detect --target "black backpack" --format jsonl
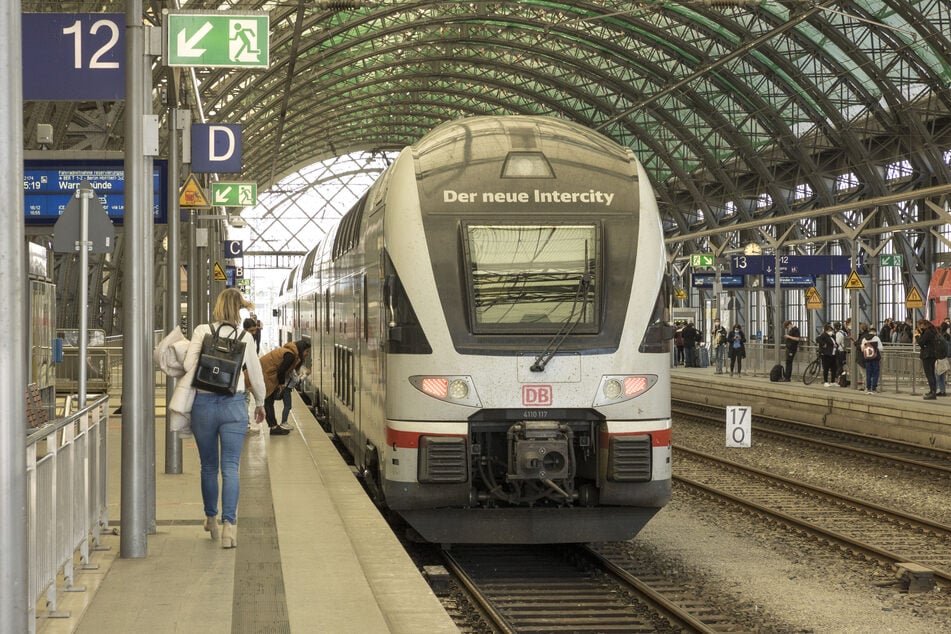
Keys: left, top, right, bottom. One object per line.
{"left": 192, "top": 323, "right": 247, "bottom": 396}
{"left": 936, "top": 335, "right": 949, "bottom": 360}
{"left": 769, "top": 364, "right": 784, "bottom": 382}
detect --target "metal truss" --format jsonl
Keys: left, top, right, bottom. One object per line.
{"left": 21, "top": 0, "right": 951, "bottom": 330}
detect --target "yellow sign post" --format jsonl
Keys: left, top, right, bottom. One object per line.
{"left": 805, "top": 286, "right": 823, "bottom": 310}
{"left": 843, "top": 270, "right": 865, "bottom": 290}
{"left": 179, "top": 173, "right": 211, "bottom": 208}
{"left": 905, "top": 287, "right": 923, "bottom": 309}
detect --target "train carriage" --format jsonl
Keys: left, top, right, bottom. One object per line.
{"left": 283, "top": 115, "right": 672, "bottom": 543}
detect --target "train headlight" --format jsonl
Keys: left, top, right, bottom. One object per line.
{"left": 448, "top": 379, "right": 469, "bottom": 400}
{"left": 501, "top": 151, "right": 555, "bottom": 178}
{"left": 409, "top": 375, "right": 482, "bottom": 407}
{"left": 603, "top": 379, "right": 623, "bottom": 400}
{"left": 592, "top": 375, "right": 658, "bottom": 406}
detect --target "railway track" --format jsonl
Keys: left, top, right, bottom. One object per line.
{"left": 672, "top": 401, "right": 951, "bottom": 478}
{"left": 441, "top": 544, "right": 751, "bottom": 633}
{"left": 674, "top": 445, "right": 951, "bottom": 584}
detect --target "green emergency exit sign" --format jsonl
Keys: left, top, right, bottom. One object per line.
{"left": 166, "top": 13, "right": 269, "bottom": 68}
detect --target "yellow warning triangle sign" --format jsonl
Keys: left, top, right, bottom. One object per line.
{"left": 179, "top": 173, "right": 210, "bottom": 208}
{"left": 805, "top": 286, "right": 823, "bottom": 309}
{"left": 213, "top": 261, "right": 227, "bottom": 281}
{"left": 843, "top": 270, "right": 865, "bottom": 290}
{"left": 905, "top": 287, "right": 923, "bottom": 308}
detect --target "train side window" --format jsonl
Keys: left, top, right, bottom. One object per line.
{"left": 383, "top": 251, "right": 432, "bottom": 354}
{"left": 363, "top": 273, "right": 369, "bottom": 342}
{"left": 638, "top": 274, "right": 674, "bottom": 353}
{"left": 324, "top": 289, "right": 330, "bottom": 334}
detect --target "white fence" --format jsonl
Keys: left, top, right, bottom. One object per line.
{"left": 27, "top": 395, "right": 109, "bottom": 631}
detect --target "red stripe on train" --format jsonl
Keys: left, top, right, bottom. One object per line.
{"left": 602, "top": 427, "right": 671, "bottom": 447}
{"left": 388, "top": 426, "right": 671, "bottom": 449}
{"left": 386, "top": 427, "right": 463, "bottom": 449}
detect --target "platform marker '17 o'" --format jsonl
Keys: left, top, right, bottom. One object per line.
{"left": 726, "top": 405, "right": 751, "bottom": 448}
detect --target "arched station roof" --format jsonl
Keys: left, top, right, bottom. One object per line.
{"left": 23, "top": 0, "right": 951, "bottom": 259}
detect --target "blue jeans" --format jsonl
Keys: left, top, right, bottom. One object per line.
{"left": 191, "top": 392, "right": 249, "bottom": 524}
{"left": 281, "top": 388, "right": 293, "bottom": 424}
{"left": 865, "top": 359, "right": 880, "bottom": 391}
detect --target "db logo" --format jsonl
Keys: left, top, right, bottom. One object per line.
{"left": 522, "top": 385, "right": 553, "bottom": 406}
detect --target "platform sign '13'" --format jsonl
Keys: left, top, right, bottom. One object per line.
{"left": 725, "top": 405, "right": 751, "bottom": 448}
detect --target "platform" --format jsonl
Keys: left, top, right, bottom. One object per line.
{"left": 35, "top": 392, "right": 457, "bottom": 634}
{"left": 672, "top": 366, "right": 951, "bottom": 451}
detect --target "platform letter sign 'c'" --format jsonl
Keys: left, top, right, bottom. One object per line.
{"left": 726, "top": 405, "right": 751, "bottom": 448}
{"left": 191, "top": 123, "right": 242, "bottom": 173}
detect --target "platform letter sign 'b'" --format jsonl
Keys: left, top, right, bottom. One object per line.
{"left": 191, "top": 123, "right": 242, "bottom": 173}
{"left": 726, "top": 405, "right": 751, "bottom": 448}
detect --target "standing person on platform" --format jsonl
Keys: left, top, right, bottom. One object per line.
{"left": 682, "top": 322, "right": 699, "bottom": 367}
{"left": 782, "top": 320, "right": 801, "bottom": 382}
{"left": 673, "top": 322, "right": 685, "bottom": 366}
{"left": 833, "top": 322, "right": 848, "bottom": 380}
{"left": 861, "top": 327, "right": 883, "bottom": 394}
{"left": 249, "top": 312, "right": 263, "bottom": 353}
{"left": 242, "top": 318, "right": 261, "bottom": 434}
{"left": 916, "top": 319, "right": 939, "bottom": 400}
{"left": 711, "top": 319, "right": 728, "bottom": 375}
{"left": 936, "top": 322, "right": 951, "bottom": 397}
{"left": 183, "top": 288, "right": 266, "bottom": 549}
{"left": 259, "top": 340, "right": 311, "bottom": 435}
{"left": 817, "top": 324, "right": 838, "bottom": 386}
{"left": 728, "top": 324, "right": 746, "bottom": 376}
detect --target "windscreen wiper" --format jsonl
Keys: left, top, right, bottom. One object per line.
{"left": 530, "top": 268, "right": 592, "bottom": 372}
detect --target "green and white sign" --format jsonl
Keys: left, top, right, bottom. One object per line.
{"left": 166, "top": 13, "right": 269, "bottom": 68}
{"left": 880, "top": 254, "right": 903, "bottom": 267}
{"left": 690, "top": 254, "right": 714, "bottom": 268}
{"left": 212, "top": 182, "right": 257, "bottom": 207}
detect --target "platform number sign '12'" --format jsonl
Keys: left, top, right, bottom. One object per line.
{"left": 726, "top": 405, "right": 752, "bottom": 448}
{"left": 22, "top": 14, "right": 126, "bottom": 101}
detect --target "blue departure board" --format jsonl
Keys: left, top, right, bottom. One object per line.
{"left": 24, "top": 160, "right": 167, "bottom": 224}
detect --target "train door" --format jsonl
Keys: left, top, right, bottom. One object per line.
{"left": 331, "top": 274, "right": 361, "bottom": 456}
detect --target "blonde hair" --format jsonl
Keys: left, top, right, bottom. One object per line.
{"left": 212, "top": 288, "right": 253, "bottom": 325}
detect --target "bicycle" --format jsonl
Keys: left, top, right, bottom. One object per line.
{"left": 802, "top": 347, "right": 822, "bottom": 385}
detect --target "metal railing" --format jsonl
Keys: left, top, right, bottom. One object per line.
{"left": 55, "top": 331, "right": 167, "bottom": 397}
{"left": 685, "top": 342, "right": 928, "bottom": 394}
{"left": 27, "top": 395, "right": 110, "bottom": 631}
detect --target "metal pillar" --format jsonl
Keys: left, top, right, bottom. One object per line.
{"left": 0, "top": 1, "right": 28, "bottom": 629}
{"left": 166, "top": 107, "right": 183, "bottom": 474}
{"left": 120, "top": 0, "right": 148, "bottom": 558}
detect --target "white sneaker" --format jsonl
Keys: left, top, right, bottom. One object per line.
{"left": 279, "top": 421, "right": 294, "bottom": 430}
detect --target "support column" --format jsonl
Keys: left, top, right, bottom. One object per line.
{"left": 120, "top": 0, "right": 148, "bottom": 558}
{"left": 0, "top": 0, "right": 28, "bottom": 629}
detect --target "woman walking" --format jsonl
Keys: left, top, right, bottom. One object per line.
{"left": 184, "top": 289, "right": 266, "bottom": 547}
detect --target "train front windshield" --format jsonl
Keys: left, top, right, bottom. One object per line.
{"left": 463, "top": 223, "right": 600, "bottom": 335}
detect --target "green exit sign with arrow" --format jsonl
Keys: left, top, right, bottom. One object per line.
{"left": 880, "top": 254, "right": 903, "bottom": 267}
{"left": 211, "top": 182, "right": 257, "bottom": 207}
{"left": 165, "top": 12, "right": 269, "bottom": 68}
{"left": 690, "top": 254, "right": 714, "bottom": 267}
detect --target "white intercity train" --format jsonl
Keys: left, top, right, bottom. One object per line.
{"left": 275, "top": 115, "right": 672, "bottom": 543}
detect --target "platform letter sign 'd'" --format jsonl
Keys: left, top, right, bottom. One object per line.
{"left": 191, "top": 124, "right": 242, "bottom": 173}
{"left": 726, "top": 405, "right": 751, "bottom": 448}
